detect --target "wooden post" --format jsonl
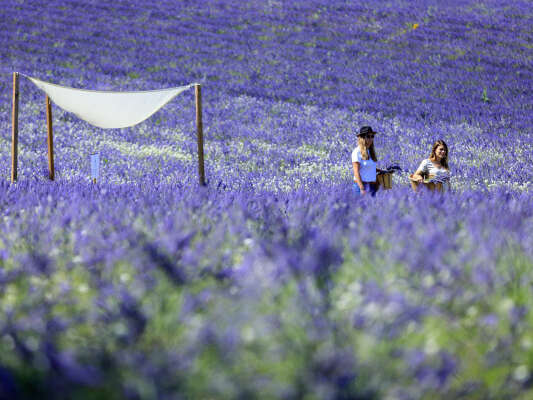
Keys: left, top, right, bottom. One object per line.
{"left": 11, "top": 72, "right": 19, "bottom": 183}
{"left": 46, "top": 95, "right": 54, "bottom": 180}
{"left": 195, "top": 84, "right": 206, "bottom": 186}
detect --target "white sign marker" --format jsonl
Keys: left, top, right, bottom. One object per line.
{"left": 90, "top": 153, "right": 100, "bottom": 181}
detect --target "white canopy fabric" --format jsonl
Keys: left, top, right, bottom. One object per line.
{"left": 25, "top": 75, "right": 195, "bottom": 129}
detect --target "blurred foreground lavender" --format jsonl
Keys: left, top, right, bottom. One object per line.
{"left": 1, "top": 182, "right": 532, "bottom": 399}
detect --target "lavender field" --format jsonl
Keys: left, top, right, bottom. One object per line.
{"left": 1, "top": 1, "right": 532, "bottom": 399}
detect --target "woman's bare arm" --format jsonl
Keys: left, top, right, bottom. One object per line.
{"left": 411, "top": 162, "right": 426, "bottom": 181}
{"left": 353, "top": 162, "right": 366, "bottom": 193}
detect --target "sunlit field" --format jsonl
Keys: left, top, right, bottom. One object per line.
{"left": 1, "top": 1, "right": 532, "bottom": 399}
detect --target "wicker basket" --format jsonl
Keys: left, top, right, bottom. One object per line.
{"left": 377, "top": 172, "right": 393, "bottom": 189}
{"left": 409, "top": 174, "right": 443, "bottom": 192}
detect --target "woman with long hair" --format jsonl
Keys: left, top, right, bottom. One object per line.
{"left": 352, "top": 126, "right": 378, "bottom": 196}
{"left": 411, "top": 140, "right": 451, "bottom": 191}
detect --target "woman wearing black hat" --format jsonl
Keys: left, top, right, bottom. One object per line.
{"left": 352, "top": 126, "right": 378, "bottom": 196}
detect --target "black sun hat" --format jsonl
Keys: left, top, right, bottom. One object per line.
{"left": 357, "top": 126, "right": 377, "bottom": 136}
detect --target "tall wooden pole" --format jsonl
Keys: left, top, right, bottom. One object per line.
{"left": 11, "top": 72, "right": 19, "bottom": 183}
{"left": 195, "top": 84, "right": 206, "bottom": 186}
{"left": 46, "top": 95, "right": 54, "bottom": 180}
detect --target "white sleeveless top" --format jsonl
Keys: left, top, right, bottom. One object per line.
{"left": 352, "top": 147, "right": 377, "bottom": 182}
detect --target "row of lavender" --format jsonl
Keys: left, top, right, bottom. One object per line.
{"left": 1, "top": 0, "right": 532, "bottom": 130}
{"left": 1, "top": 91, "right": 531, "bottom": 192}
{"left": 0, "top": 0, "right": 532, "bottom": 399}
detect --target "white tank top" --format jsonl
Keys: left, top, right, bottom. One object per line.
{"left": 352, "top": 147, "right": 377, "bottom": 182}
